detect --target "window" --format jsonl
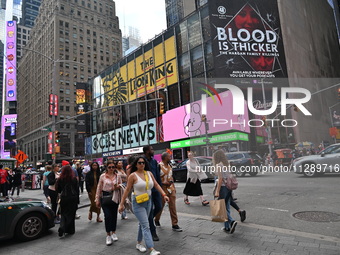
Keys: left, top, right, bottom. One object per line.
{"left": 188, "top": 13, "right": 202, "bottom": 49}
{"left": 168, "top": 85, "right": 180, "bottom": 109}
{"left": 180, "top": 80, "right": 191, "bottom": 105}
{"left": 60, "top": 106, "right": 64, "bottom": 111}
{"left": 176, "top": 22, "right": 189, "bottom": 55}
{"left": 66, "top": 97, "right": 70, "bottom": 103}
{"left": 66, "top": 106, "right": 70, "bottom": 111}
{"left": 179, "top": 53, "right": 190, "bottom": 80}
{"left": 66, "top": 89, "right": 70, "bottom": 95}
{"left": 191, "top": 46, "right": 204, "bottom": 76}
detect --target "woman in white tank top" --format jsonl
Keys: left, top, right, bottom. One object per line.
{"left": 119, "top": 157, "right": 169, "bottom": 255}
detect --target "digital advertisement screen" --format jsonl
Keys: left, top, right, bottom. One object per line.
{"left": 209, "top": 0, "right": 288, "bottom": 79}
{"left": 6, "top": 20, "right": 17, "bottom": 101}
{"left": 1, "top": 114, "right": 17, "bottom": 158}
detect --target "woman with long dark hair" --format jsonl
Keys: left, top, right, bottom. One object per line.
{"left": 95, "top": 161, "right": 122, "bottom": 245}
{"left": 56, "top": 166, "right": 79, "bottom": 237}
{"left": 85, "top": 162, "right": 102, "bottom": 222}
{"left": 119, "top": 157, "right": 169, "bottom": 255}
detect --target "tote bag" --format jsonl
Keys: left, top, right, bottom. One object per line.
{"left": 210, "top": 199, "right": 228, "bottom": 222}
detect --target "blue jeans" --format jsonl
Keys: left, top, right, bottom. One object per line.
{"left": 219, "top": 186, "right": 234, "bottom": 229}
{"left": 132, "top": 195, "right": 154, "bottom": 249}
{"left": 149, "top": 190, "right": 162, "bottom": 234}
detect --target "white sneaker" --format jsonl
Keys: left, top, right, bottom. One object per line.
{"left": 111, "top": 233, "right": 118, "bottom": 241}
{"left": 136, "top": 243, "right": 147, "bottom": 253}
{"left": 106, "top": 235, "right": 113, "bottom": 246}
{"left": 150, "top": 249, "right": 161, "bottom": 255}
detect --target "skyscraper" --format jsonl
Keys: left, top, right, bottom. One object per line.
{"left": 17, "top": 0, "right": 122, "bottom": 163}
{"left": 21, "top": 0, "right": 41, "bottom": 28}
{"left": 165, "top": 0, "right": 196, "bottom": 27}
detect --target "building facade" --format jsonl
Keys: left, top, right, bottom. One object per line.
{"left": 165, "top": 0, "right": 196, "bottom": 28}
{"left": 86, "top": 0, "right": 340, "bottom": 162}
{"left": 17, "top": 0, "right": 122, "bottom": 164}
{"left": 21, "top": 0, "right": 41, "bottom": 28}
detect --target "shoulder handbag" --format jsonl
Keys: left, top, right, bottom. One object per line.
{"left": 101, "top": 175, "right": 115, "bottom": 206}
{"left": 135, "top": 171, "right": 150, "bottom": 204}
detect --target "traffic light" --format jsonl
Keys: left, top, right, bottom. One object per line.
{"left": 261, "top": 116, "right": 267, "bottom": 127}
{"left": 159, "top": 101, "right": 165, "bottom": 115}
{"left": 338, "top": 88, "right": 340, "bottom": 100}
{"left": 55, "top": 131, "right": 60, "bottom": 143}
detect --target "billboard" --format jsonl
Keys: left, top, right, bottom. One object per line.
{"left": 76, "top": 83, "right": 91, "bottom": 133}
{"left": 6, "top": 20, "right": 17, "bottom": 101}
{"left": 209, "top": 0, "right": 287, "bottom": 79}
{"left": 91, "top": 118, "right": 157, "bottom": 154}
{"left": 163, "top": 91, "right": 250, "bottom": 142}
{"left": 94, "top": 36, "right": 178, "bottom": 108}
{"left": 1, "top": 114, "right": 17, "bottom": 158}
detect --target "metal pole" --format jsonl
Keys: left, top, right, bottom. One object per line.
{"left": 261, "top": 79, "right": 273, "bottom": 162}
{"left": 52, "top": 60, "right": 57, "bottom": 164}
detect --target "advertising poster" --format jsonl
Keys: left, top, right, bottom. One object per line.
{"left": 6, "top": 20, "right": 17, "bottom": 101}
{"left": 163, "top": 91, "right": 250, "bottom": 142}
{"left": 96, "top": 36, "right": 178, "bottom": 107}
{"left": 209, "top": 0, "right": 287, "bottom": 79}
{"left": 76, "top": 83, "right": 90, "bottom": 133}
{"left": 1, "top": 114, "right": 17, "bottom": 158}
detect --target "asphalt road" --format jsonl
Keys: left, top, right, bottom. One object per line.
{"left": 174, "top": 171, "right": 340, "bottom": 238}
{"left": 0, "top": 171, "right": 339, "bottom": 255}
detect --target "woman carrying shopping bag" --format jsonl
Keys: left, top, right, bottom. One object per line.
{"left": 213, "top": 150, "right": 238, "bottom": 234}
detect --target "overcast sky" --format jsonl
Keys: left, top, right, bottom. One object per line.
{"left": 113, "top": 0, "right": 167, "bottom": 43}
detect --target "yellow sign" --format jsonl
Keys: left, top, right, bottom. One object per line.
{"left": 100, "top": 36, "right": 178, "bottom": 106}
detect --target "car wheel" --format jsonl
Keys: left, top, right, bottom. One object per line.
{"left": 235, "top": 169, "right": 246, "bottom": 177}
{"left": 249, "top": 171, "right": 258, "bottom": 177}
{"left": 15, "top": 213, "right": 46, "bottom": 241}
{"left": 303, "top": 163, "right": 317, "bottom": 177}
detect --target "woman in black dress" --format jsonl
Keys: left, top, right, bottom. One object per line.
{"left": 183, "top": 151, "right": 209, "bottom": 206}
{"left": 56, "top": 166, "right": 79, "bottom": 237}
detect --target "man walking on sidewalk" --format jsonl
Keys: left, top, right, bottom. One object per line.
{"left": 155, "top": 152, "right": 182, "bottom": 232}
{"left": 143, "top": 145, "right": 162, "bottom": 241}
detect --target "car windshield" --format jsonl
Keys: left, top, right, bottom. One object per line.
{"left": 320, "top": 145, "right": 340, "bottom": 154}
{"left": 246, "top": 153, "right": 263, "bottom": 160}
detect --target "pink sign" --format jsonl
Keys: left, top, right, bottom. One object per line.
{"left": 163, "top": 91, "right": 250, "bottom": 142}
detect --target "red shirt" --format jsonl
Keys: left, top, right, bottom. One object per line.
{"left": 0, "top": 169, "right": 8, "bottom": 184}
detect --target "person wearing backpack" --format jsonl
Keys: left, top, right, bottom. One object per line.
{"left": 56, "top": 166, "right": 79, "bottom": 237}
{"left": 213, "top": 150, "right": 238, "bottom": 234}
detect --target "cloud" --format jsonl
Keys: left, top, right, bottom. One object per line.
{"left": 114, "top": 0, "right": 167, "bottom": 42}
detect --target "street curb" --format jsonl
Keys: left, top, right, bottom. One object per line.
{"left": 78, "top": 203, "right": 90, "bottom": 209}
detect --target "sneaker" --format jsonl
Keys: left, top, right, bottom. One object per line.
{"left": 111, "top": 233, "right": 118, "bottom": 241}
{"left": 172, "top": 225, "right": 183, "bottom": 232}
{"left": 152, "top": 232, "right": 159, "bottom": 241}
{"left": 221, "top": 227, "right": 230, "bottom": 233}
{"left": 136, "top": 243, "right": 147, "bottom": 253}
{"left": 54, "top": 219, "right": 60, "bottom": 224}
{"left": 155, "top": 220, "right": 161, "bottom": 227}
{"left": 106, "top": 235, "right": 113, "bottom": 246}
{"left": 150, "top": 249, "right": 161, "bottom": 255}
{"left": 230, "top": 221, "right": 237, "bottom": 234}
{"left": 75, "top": 214, "right": 81, "bottom": 219}
{"left": 239, "top": 210, "right": 246, "bottom": 222}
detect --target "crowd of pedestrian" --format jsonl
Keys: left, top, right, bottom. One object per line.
{"left": 0, "top": 146, "right": 247, "bottom": 255}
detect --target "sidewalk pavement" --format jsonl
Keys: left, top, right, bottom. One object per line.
{"left": 12, "top": 188, "right": 340, "bottom": 255}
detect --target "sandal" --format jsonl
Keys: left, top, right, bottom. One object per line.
{"left": 184, "top": 199, "right": 190, "bottom": 205}
{"left": 88, "top": 212, "right": 92, "bottom": 221}
{"left": 202, "top": 200, "right": 209, "bottom": 206}
{"left": 97, "top": 217, "right": 103, "bottom": 222}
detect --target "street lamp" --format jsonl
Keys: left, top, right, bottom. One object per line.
{"left": 22, "top": 47, "right": 85, "bottom": 164}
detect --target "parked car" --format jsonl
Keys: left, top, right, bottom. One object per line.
{"left": 172, "top": 157, "right": 214, "bottom": 182}
{"left": 293, "top": 143, "right": 340, "bottom": 177}
{"left": 0, "top": 198, "right": 55, "bottom": 241}
{"left": 226, "top": 151, "right": 263, "bottom": 177}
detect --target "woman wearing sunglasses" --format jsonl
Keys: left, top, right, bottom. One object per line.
{"left": 95, "top": 161, "right": 122, "bottom": 245}
{"left": 119, "top": 157, "right": 169, "bottom": 255}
